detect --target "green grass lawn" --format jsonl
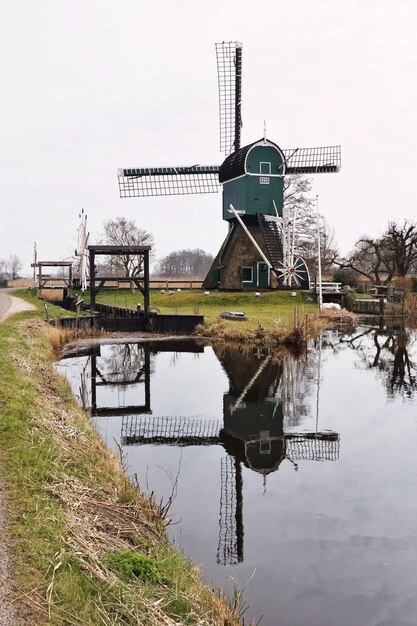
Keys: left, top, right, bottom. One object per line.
{"left": 84, "top": 288, "right": 318, "bottom": 331}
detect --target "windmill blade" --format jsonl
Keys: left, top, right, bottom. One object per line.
{"left": 216, "top": 41, "right": 243, "bottom": 155}
{"left": 120, "top": 415, "right": 221, "bottom": 445}
{"left": 217, "top": 455, "right": 241, "bottom": 565}
{"left": 118, "top": 165, "right": 221, "bottom": 198}
{"left": 284, "top": 145, "right": 341, "bottom": 174}
{"left": 285, "top": 431, "right": 340, "bottom": 461}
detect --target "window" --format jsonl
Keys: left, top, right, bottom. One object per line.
{"left": 260, "top": 177, "right": 270, "bottom": 184}
{"left": 241, "top": 267, "right": 253, "bottom": 282}
{"left": 260, "top": 161, "right": 271, "bottom": 174}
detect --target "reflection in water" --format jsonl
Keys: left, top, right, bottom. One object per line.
{"left": 214, "top": 344, "right": 339, "bottom": 565}
{"left": 328, "top": 322, "right": 417, "bottom": 399}
{"left": 56, "top": 327, "right": 417, "bottom": 626}
{"left": 63, "top": 339, "right": 340, "bottom": 567}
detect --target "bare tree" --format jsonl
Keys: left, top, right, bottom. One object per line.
{"left": 6, "top": 254, "right": 23, "bottom": 280}
{"left": 383, "top": 220, "right": 417, "bottom": 277}
{"left": 284, "top": 175, "right": 338, "bottom": 275}
{"left": 335, "top": 237, "right": 393, "bottom": 285}
{"left": 335, "top": 219, "right": 417, "bottom": 285}
{"left": 102, "top": 217, "right": 155, "bottom": 277}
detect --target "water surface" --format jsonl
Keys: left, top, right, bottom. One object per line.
{"left": 56, "top": 325, "right": 417, "bottom": 626}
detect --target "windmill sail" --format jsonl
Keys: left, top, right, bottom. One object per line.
{"left": 284, "top": 145, "right": 341, "bottom": 174}
{"left": 76, "top": 209, "right": 89, "bottom": 292}
{"left": 118, "top": 165, "right": 221, "bottom": 198}
{"left": 216, "top": 41, "right": 243, "bottom": 155}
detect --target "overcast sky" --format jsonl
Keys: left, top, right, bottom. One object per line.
{"left": 1, "top": 0, "right": 416, "bottom": 275}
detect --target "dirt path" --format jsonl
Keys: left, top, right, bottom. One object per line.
{"left": 0, "top": 291, "right": 36, "bottom": 321}
{"left": 0, "top": 291, "right": 36, "bottom": 625}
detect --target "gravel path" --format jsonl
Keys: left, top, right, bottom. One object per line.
{"left": 0, "top": 290, "right": 36, "bottom": 625}
{"left": 0, "top": 291, "right": 36, "bottom": 321}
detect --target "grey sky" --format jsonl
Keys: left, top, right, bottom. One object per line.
{"left": 1, "top": 0, "right": 416, "bottom": 274}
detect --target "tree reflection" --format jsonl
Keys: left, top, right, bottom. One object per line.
{"left": 98, "top": 343, "right": 152, "bottom": 385}
{"left": 340, "top": 325, "right": 416, "bottom": 399}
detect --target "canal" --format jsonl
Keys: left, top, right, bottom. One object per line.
{"left": 56, "top": 323, "right": 417, "bottom": 626}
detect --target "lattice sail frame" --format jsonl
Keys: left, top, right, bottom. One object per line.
{"left": 121, "top": 415, "right": 221, "bottom": 446}
{"left": 284, "top": 145, "right": 341, "bottom": 174}
{"left": 215, "top": 41, "right": 243, "bottom": 155}
{"left": 118, "top": 166, "right": 221, "bottom": 198}
{"left": 217, "top": 455, "right": 239, "bottom": 565}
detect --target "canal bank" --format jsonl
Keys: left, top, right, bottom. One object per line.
{"left": 0, "top": 312, "right": 241, "bottom": 625}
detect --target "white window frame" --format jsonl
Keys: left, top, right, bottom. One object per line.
{"left": 259, "top": 176, "right": 270, "bottom": 185}
{"left": 241, "top": 266, "right": 253, "bottom": 283}
{"left": 260, "top": 161, "right": 271, "bottom": 174}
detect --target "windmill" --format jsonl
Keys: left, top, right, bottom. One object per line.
{"left": 118, "top": 42, "right": 340, "bottom": 289}
{"left": 118, "top": 41, "right": 341, "bottom": 290}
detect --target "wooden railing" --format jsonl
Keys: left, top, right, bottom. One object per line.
{"left": 310, "top": 282, "right": 342, "bottom": 292}
{"left": 149, "top": 279, "right": 203, "bottom": 289}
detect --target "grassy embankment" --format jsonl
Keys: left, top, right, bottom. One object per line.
{"left": 84, "top": 287, "right": 355, "bottom": 344}
{"left": 0, "top": 298, "right": 241, "bottom": 625}
{"left": 91, "top": 287, "right": 315, "bottom": 329}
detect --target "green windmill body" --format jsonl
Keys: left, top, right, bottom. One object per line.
{"left": 118, "top": 42, "right": 341, "bottom": 290}
{"left": 202, "top": 138, "right": 287, "bottom": 290}
{"left": 220, "top": 139, "right": 285, "bottom": 221}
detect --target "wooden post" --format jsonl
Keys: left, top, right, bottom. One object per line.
{"left": 38, "top": 263, "right": 42, "bottom": 295}
{"left": 144, "top": 344, "right": 151, "bottom": 412}
{"left": 91, "top": 354, "right": 97, "bottom": 414}
{"left": 89, "top": 249, "right": 96, "bottom": 313}
{"left": 68, "top": 263, "right": 73, "bottom": 296}
{"left": 143, "top": 250, "right": 150, "bottom": 322}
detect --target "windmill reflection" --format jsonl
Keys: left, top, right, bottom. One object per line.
{"left": 72, "top": 340, "right": 340, "bottom": 567}
{"left": 215, "top": 344, "right": 339, "bottom": 565}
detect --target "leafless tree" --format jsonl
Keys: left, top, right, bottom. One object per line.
{"left": 335, "top": 220, "right": 417, "bottom": 285}
{"left": 102, "top": 217, "right": 155, "bottom": 277}
{"left": 383, "top": 220, "right": 417, "bottom": 277}
{"left": 284, "top": 175, "right": 338, "bottom": 275}
{"left": 335, "top": 237, "right": 394, "bottom": 285}
{"left": 6, "top": 254, "right": 23, "bottom": 280}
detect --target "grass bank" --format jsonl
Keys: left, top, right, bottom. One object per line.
{"left": 84, "top": 287, "right": 317, "bottom": 332}
{"left": 0, "top": 307, "right": 240, "bottom": 625}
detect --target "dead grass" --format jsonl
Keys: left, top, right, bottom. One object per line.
{"left": 196, "top": 307, "right": 357, "bottom": 348}
{"left": 44, "top": 324, "right": 105, "bottom": 355}
{"left": 317, "top": 308, "right": 358, "bottom": 326}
